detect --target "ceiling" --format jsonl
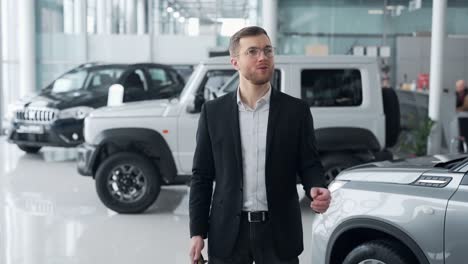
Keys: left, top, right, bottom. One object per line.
{"left": 163, "top": 0, "right": 468, "bottom": 23}
{"left": 165, "top": 0, "right": 251, "bottom": 22}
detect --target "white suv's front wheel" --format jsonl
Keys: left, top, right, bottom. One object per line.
{"left": 95, "top": 152, "right": 161, "bottom": 214}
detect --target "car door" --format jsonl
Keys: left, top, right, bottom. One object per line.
{"left": 176, "top": 67, "right": 236, "bottom": 174}
{"left": 445, "top": 171, "right": 468, "bottom": 263}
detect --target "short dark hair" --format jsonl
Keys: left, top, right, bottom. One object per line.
{"left": 229, "top": 26, "right": 269, "bottom": 57}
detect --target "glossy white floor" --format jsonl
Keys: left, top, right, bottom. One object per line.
{"left": 0, "top": 136, "right": 316, "bottom": 264}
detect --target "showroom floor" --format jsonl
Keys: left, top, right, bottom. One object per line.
{"left": 0, "top": 136, "right": 315, "bottom": 264}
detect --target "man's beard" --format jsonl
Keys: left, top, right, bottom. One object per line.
{"left": 244, "top": 67, "right": 273, "bottom": 85}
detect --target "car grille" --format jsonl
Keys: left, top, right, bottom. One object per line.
{"left": 15, "top": 108, "right": 58, "bottom": 123}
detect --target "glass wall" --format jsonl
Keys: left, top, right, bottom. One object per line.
{"left": 277, "top": 0, "right": 468, "bottom": 89}
{"left": 1, "top": 0, "right": 20, "bottom": 132}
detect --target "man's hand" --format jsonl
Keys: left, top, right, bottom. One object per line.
{"left": 310, "top": 187, "right": 331, "bottom": 213}
{"left": 189, "top": 236, "right": 204, "bottom": 263}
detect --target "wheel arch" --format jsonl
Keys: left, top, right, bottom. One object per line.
{"left": 91, "top": 128, "right": 177, "bottom": 184}
{"left": 326, "top": 218, "right": 429, "bottom": 264}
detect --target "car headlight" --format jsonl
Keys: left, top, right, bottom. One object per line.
{"left": 58, "top": 107, "right": 94, "bottom": 120}
{"left": 328, "top": 180, "right": 348, "bottom": 193}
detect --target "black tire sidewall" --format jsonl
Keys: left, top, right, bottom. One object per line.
{"left": 95, "top": 152, "right": 161, "bottom": 214}
{"left": 17, "top": 145, "right": 41, "bottom": 154}
{"left": 343, "top": 240, "right": 410, "bottom": 264}
{"left": 382, "top": 88, "right": 401, "bottom": 148}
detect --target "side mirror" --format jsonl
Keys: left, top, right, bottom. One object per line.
{"left": 107, "top": 84, "right": 124, "bottom": 106}
{"left": 186, "top": 94, "right": 205, "bottom": 114}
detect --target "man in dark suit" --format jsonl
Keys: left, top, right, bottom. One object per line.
{"left": 189, "top": 26, "right": 331, "bottom": 264}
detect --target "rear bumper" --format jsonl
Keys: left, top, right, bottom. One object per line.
{"left": 77, "top": 143, "right": 98, "bottom": 177}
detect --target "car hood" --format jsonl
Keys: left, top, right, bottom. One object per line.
{"left": 24, "top": 90, "right": 108, "bottom": 110}
{"left": 88, "top": 99, "right": 172, "bottom": 118}
{"left": 337, "top": 154, "right": 468, "bottom": 184}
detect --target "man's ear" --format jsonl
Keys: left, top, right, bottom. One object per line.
{"left": 231, "top": 57, "right": 239, "bottom": 70}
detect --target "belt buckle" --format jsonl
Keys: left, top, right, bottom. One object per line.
{"left": 247, "top": 211, "right": 265, "bottom": 223}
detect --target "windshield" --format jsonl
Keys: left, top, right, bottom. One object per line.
{"left": 180, "top": 64, "right": 200, "bottom": 102}
{"left": 218, "top": 72, "right": 240, "bottom": 96}
{"left": 51, "top": 70, "right": 87, "bottom": 93}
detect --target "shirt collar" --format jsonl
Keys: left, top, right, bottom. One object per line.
{"left": 236, "top": 84, "right": 272, "bottom": 109}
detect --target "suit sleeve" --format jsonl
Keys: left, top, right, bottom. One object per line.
{"left": 189, "top": 104, "right": 215, "bottom": 238}
{"left": 297, "top": 102, "right": 327, "bottom": 200}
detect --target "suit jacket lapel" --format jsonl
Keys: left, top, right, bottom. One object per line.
{"left": 230, "top": 92, "right": 243, "bottom": 181}
{"left": 266, "top": 89, "right": 280, "bottom": 164}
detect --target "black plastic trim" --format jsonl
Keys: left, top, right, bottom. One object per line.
{"left": 76, "top": 143, "right": 98, "bottom": 176}
{"left": 315, "top": 127, "right": 381, "bottom": 152}
{"left": 93, "top": 128, "right": 178, "bottom": 183}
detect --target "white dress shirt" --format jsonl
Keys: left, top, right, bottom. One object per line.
{"left": 237, "top": 86, "right": 271, "bottom": 212}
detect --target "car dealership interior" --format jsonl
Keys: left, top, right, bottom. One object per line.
{"left": 1, "top": 0, "right": 468, "bottom": 263}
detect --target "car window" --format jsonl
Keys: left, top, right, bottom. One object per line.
{"left": 51, "top": 70, "right": 87, "bottom": 93}
{"left": 122, "top": 69, "right": 147, "bottom": 91}
{"left": 199, "top": 70, "right": 236, "bottom": 100}
{"left": 170, "top": 64, "right": 194, "bottom": 82}
{"left": 301, "top": 69, "right": 363, "bottom": 107}
{"left": 220, "top": 70, "right": 281, "bottom": 95}
{"left": 85, "top": 68, "right": 124, "bottom": 90}
{"left": 147, "top": 68, "right": 175, "bottom": 88}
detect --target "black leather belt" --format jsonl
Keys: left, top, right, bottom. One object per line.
{"left": 242, "top": 211, "right": 269, "bottom": 223}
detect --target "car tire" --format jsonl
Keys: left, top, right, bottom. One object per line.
{"left": 321, "top": 153, "right": 361, "bottom": 186}
{"left": 95, "top": 152, "right": 161, "bottom": 214}
{"left": 17, "top": 145, "right": 41, "bottom": 154}
{"left": 343, "top": 239, "right": 412, "bottom": 264}
{"left": 382, "top": 88, "right": 401, "bottom": 148}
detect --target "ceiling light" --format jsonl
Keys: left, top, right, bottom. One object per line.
{"left": 368, "top": 9, "right": 384, "bottom": 15}
{"left": 173, "top": 11, "right": 180, "bottom": 18}
{"left": 167, "top": 6, "right": 174, "bottom": 13}
{"left": 179, "top": 17, "right": 185, "bottom": 23}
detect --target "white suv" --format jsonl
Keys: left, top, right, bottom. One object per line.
{"left": 77, "top": 55, "right": 400, "bottom": 213}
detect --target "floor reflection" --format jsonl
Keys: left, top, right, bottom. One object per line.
{"left": 0, "top": 137, "right": 313, "bottom": 264}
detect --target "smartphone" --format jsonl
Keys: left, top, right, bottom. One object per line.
{"left": 194, "top": 253, "right": 207, "bottom": 264}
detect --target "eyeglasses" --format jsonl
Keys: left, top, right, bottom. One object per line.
{"left": 236, "top": 47, "right": 275, "bottom": 58}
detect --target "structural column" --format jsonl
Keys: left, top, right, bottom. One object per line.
{"left": 248, "top": 1, "right": 259, "bottom": 27}
{"left": 427, "top": 0, "right": 447, "bottom": 155}
{"left": 137, "top": 0, "right": 146, "bottom": 35}
{"left": 152, "top": 0, "right": 160, "bottom": 36}
{"left": 74, "top": 0, "right": 88, "bottom": 63}
{"left": 18, "top": 0, "right": 36, "bottom": 97}
{"left": 63, "top": 0, "right": 74, "bottom": 34}
{"left": 96, "top": 0, "right": 107, "bottom": 34}
{"left": 0, "top": 0, "right": 3, "bottom": 132}
{"left": 74, "top": 0, "right": 87, "bottom": 34}
{"left": 105, "top": 0, "right": 113, "bottom": 34}
{"left": 126, "top": 0, "right": 137, "bottom": 34}
{"left": 262, "top": 0, "right": 278, "bottom": 47}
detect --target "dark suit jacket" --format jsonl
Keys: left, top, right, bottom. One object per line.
{"left": 189, "top": 88, "right": 326, "bottom": 260}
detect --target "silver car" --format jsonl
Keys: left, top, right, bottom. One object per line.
{"left": 311, "top": 154, "right": 468, "bottom": 264}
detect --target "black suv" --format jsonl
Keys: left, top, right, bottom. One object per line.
{"left": 7, "top": 63, "right": 185, "bottom": 153}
